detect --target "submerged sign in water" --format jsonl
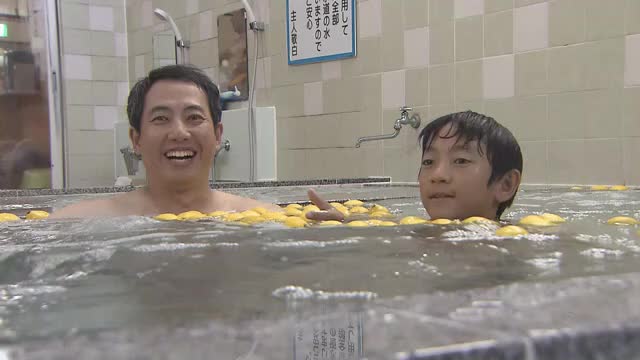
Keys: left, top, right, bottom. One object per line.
{"left": 286, "top": 0, "right": 357, "bottom": 65}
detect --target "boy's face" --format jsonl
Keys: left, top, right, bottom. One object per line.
{"left": 418, "top": 125, "right": 502, "bottom": 220}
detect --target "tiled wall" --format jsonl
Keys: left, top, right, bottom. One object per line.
{"left": 118, "top": 0, "right": 640, "bottom": 185}
{"left": 60, "top": 0, "right": 128, "bottom": 188}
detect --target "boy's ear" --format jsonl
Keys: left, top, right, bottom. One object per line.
{"left": 495, "top": 169, "right": 521, "bottom": 203}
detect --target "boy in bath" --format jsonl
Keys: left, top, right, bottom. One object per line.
{"left": 307, "top": 111, "right": 523, "bottom": 221}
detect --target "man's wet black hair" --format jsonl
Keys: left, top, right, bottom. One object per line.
{"left": 418, "top": 110, "right": 523, "bottom": 219}
{"left": 126, "top": 64, "right": 222, "bottom": 132}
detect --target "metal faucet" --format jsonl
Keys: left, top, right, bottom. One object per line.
{"left": 355, "top": 106, "right": 421, "bottom": 148}
{"left": 215, "top": 139, "right": 231, "bottom": 158}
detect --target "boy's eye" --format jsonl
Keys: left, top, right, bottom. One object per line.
{"left": 422, "top": 159, "right": 433, "bottom": 166}
{"left": 454, "top": 158, "right": 471, "bottom": 165}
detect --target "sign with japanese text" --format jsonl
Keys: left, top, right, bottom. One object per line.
{"left": 286, "top": 0, "right": 356, "bottom": 65}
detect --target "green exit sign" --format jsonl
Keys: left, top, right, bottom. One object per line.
{"left": 0, "top": 24, "right": 7, "bottom": 38}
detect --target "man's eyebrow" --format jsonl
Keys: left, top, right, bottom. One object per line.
{"left": 184, "top": 105, "right": 206, "bottom": 113}
{"left": 149, "top": 105, "right": 171, "bottom": 113}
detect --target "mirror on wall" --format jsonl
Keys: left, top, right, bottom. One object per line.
{"left": 217, "top": 8, "right": 249, "bottom": 101}
{"left": 152, "top": 29, "right": 176, "bottom": 69}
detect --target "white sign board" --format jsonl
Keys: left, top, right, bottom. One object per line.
{"left": 286, "top": 0, "right": 357, "bottom": 65}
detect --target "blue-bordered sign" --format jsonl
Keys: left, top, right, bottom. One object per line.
{"left": 286, "top": 0, "right": 357, "bottom": 65}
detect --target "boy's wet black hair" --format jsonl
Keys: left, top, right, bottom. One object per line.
{"left": 127, "top": 64, "right": 222, "bottom": 132}
{"left": 418, "top": 110, "right": 523, "bottom": 219}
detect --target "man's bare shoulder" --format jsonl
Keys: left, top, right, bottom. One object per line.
{"left": 215, "top": 191, "right": 280, "bottom": 212}
{"left": 50, "top": 191, "right": 141, "bottom": 219}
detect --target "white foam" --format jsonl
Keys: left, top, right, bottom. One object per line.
{"left": 272, "top": 285, "right": 377, "bottom": 301}
{"left": 132, "top": 243, "right": 210, "bottom": 252}
{"left": 263, "top": 239, "right": 360, "bottom": 249}
{"left": 580, "top": 248, "right": 625, "bottom": 259}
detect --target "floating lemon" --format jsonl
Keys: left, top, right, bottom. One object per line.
{"left": 370, "top": 204, "right": 389, "bottom": 213}
{"left": 303, "top": 204, "right": 320, "bottom": 213}
{"left": 177, "top": 210, "right": 206, "bottom": 220}
{"left": 224, "top": 212, "right": 246, "bottom": 222}
{"left": 370, "top": 211, "right": 393, "bottom": 219}
{"left": 240, "top": 210, "right": 261, "bottom": 218}
{"left": 319, "top": 220, "right": 343, "bottom": 226}
{"left": 367, "top": 219, "right": 384, "bottom": 226}
{"left": 336, "top": 208, "right": 351, "bottom": 217}
{"left": 251, "top": 207, "right": 269, "bottom": 215}
{"left": 378, "top": 221, "right": 397, "bottom": 227}
{"left": 330, "top": 202, "right": 347, "bottom": 209}
{"left": 591, "top": 185, "right": 610, "bottom": 191}
{"left": 431, "top": 218, "right": 453, "bottom": 225}
{"left": 462, "top": 216, "right": 494, "bottom": 224}
{"left": 284, "top": 216, "right": 307, "bottom": 228}
{"left": 399, "top": 216, "right": 428, "bottom": 225}
{"left": 284, "top": 208, "right": 303, "bottom": 217}
{"left": 263, "top": 212, "right": 288, "bottom": 222}
{"left": 349, "top": 206, "right": 369, "bottom": 214}
{"left": 610, "top": 185, "right": 629, "bottom": 191}
{"left": 343, "top": 200, "right": 364, "bottom": 207}
{"left": 518, "top": 215, "right": 554, "bottom": 226}
{"left": 207, "top": 210, "right": 227, "bottom": 218}
{"left": 241, "top": 215, "right": 266, "bottom": 225}
{"left": 26, "top": 210, "right": 49, "bottom": 220}
{"left": 0, "top": 213, "right": 19, "bottom": 222}
{"left": 346, "top": 220, "right": 369, "bottom": 227}
{"left": 154, "top": 213, "right": 179, "bottom": 221}
{"left": 540, "top": 213, "right": 566, "bottom": 223}
{"left": 606, "top": 216, "right": 638, "bottom": 225}
{"left": 496, "top": 225, "right": 528, "bottom": 237}
{"left": 285, "top": 203, "right": 303, "bottom": 210}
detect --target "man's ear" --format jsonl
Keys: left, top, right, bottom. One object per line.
{"left": 214, "top": 123, "right": 223, "bottom": 144}
{"left": 495, "top": 169, "right": 521, "bottom": 203}
{"left": 129, "top": 128, "right": 141, "bottom": 155}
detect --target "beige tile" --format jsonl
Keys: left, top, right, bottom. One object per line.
{"left": 382, "top": 27, "right": 405, "bottom": 71}
{"left": 276, "top": 117, "right": 306, "bottom": 149}
{"left": 519, "top": 141, "right": 547, "bottom": 184}
{"left": 63, "top": 29, "right": 92, "bottom": 55}
{"left": 92, "top": 81, "right": 118, "bottom": 106}
{"left": 277, "top": 150, "right": 308, "bottom": 180}
{"left": 583, "top": 38, "right": 624, "bottom": 90}
{"left": 68, "top": 153, "right": 115, "bottom": 188}
{"left": 515, "top": 49, "right": 548, "bottom": 96}
{"left": 359, "top": 0, "right": 382, "bottom": 37}
{"left": 404, "top": 27, "right": 429, "bottom": 68}
{"left": 484, "top": 98, "right": 516, "bottom": 129}
{"left": 455, "top": 101, "right": 484, "bottom": 113}
{"left": 303, "top": 82, "right": 323, "bottom": 116}
{"left": 189, "top": 38, "right": 218, "bottom": 69}
{"left": 429, "top": 21, "right": 454, "bottom": 65}
{"left": 382, "top": 70, "right": 406, "bottom": 110}
{"left": 269, "top": 21, "right": 287, "bottom": 57}
{"left": 585, "top": 0, "right": 625, "bottom": 41}
{"left": 115, "top": 57, "right": 129, "bottom": 82}
{"left": 455, "top": 60, "right": 483, "bottom": 103}
{"left": 515, "top": 95, "right": 548, "bottom": 141}
{"left": 485, "top": 0, "right": 513, "bottom": 13}
{"left": 303, "top": 114, "right": 341, "bottom": 148}
{"left": 405, "top": 67, "right": 429, "bottom": 107}
{"left": 383, "top": 146, "right": 418, "bottom": 182}
{"left": 273, "top": 84, "right": 305, "bottom": 118}
{"left": 428, "top": 104, "right": 456, "bottom": 121}
{"left": 626, "top": 34, "right": 640, "bottom": 86}
{"left": 65, "top": 105, "right": 94, "bottom": 130}
{"left": 352, "top": 144, "right": 384, "bottom": 177}
{"left": 626, "top": 0, "right": 640, "bottom": 35}
{"left": 583, "top": 139, "right": 624, "bottom": 184}
{"left": 549, "top": 0, "right": 586, "bottom": 46}
{"left": 429, "top": 64, "right": 454, "bottom": 105}
{"left": 515, "top": 0, "right": 547, "bottom": 6}
{"left": 92, "top": 56, "right": 119, "bottom": 81}
{"left": 61, "top": 2, "right": 90, "bottom": 30}
{"left": 358, "top": 74, "right": 383, "bottom": 114}
{"left": 548, "top": 92, "right": 586, "bottom": 140}
{"left": 323, "top": 78, "right": 361, "bottom": 114}
{"left": 584, "top": 89, "right": 622, "bottom": 139}
{"left": 548, "top": 43, "right": 588, "bottom": 93}
{"left": 455, "top": 0, "right": 485, "bottom": 19}
{"left": 455, "top": 15, "right": 483, "bottom": 61}
{"left": 341, "top": 37, "right": 382, "bottom": 77}
{"left": 622, "top": 137, "right": 640, "bottom": 185}
{"left": 484, "top": 10, "right": 513, "bottom": 57}
{"left": 287, "top": 62, "right": 323, "bottom": 87}
{"left": 67, "top": 129, "right": 114, "bottom": 155}
{"left": 404, "top": 0, "right": 429, "bottom": 29}
{"left": 514, "top": 2, "right": 549, "bottom": 53}
{"left": 65, "top": 80, "right": 93, "bottom": 105}
{"left": 130, "top": 28, "right": 152, "bottom": 56}
{"left": 547, "top": 140, "right": 586, "bottom": 184}
{"left": 483, "top": 55, "right": 514, "bottom": 99}
{"left": 339, "top": 111, "right": 376, "bottom": 148}
{"left": 623, "top": 87, "right": 640, "bottom": 137}
{"left": 113, "top": 6, "right": 126, "bottom": 33}
{"left": 430, "top": 0, "right": 454, "bottom": 22}
{"left": 90, "top": 31, "right": 116, "bottom": 56}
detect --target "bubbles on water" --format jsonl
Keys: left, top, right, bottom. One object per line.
{"left": 580, "top": 248, "right": 625, "bottom": 259}
{"left": 263, "top": 239, "right": 360, "bottom": 249}
{"left": 272, "top": 285, "right": 377, "bottom": 301}
{"left": 132, "top": 243, "right": 210, "bottom": 253}
{"left": 213, "top": 242, "right": 240, "bottom": 248}
{"left": 526, "top": 257, "right": 561, "bottom": 271}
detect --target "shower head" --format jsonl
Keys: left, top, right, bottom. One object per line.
{"left": 241, "top": 0, "right": 257, "bottom": 24}
{"left": 153, "top": 8, "right": 183, "bottom": 42}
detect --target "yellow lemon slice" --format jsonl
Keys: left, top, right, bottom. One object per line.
{"left": 240, "top": 215, "right": 266, "bottom": 225}
{"left": 370, "top": 204, "right": 389, "bottom": 213}
{"left": 285, "top": 203, "right": 303, "bottom": 210}
{"left": 378, "top": 221, "right": 397, "bottom": 227}
{"left": 349, "top": 206, "right": 369, "bottom": 214}
{"left": 240, "top": 210, "right": 261, "bottom": 218}
{"left": 431, "top": 218, "right": 453, "bottom": 225}
{"left": 496, "top": 225, "right": 528, "bottom": 237}
{"left": 207, "top": 210, "right": 227, "bottom": 218}
{"left": 284, "top": 216, "right": 307, "bottom": 228}
{"left": 607, "top": 216, "right": 638, "bottom": 225}
{"left": 344, "top": 199, "right": 364, "bottom": 207}
{"left": 25, "top": 210, "right": 49, "bottom": 220}
{"left": 154, "top": 213, "right": 179, "bottom": 221}
{"left": 370, "top": 211, "right": 394, "bottom": 219}
{"left": 319, "top": 220, "right": 343, "bottom": 226}
{"left": 251, "top": 207, "right": 269, "bottom": 215}
{"left": 263, "top": 212, "right": 288, "bottom": 222}
{"left": 399, "top": 216, "right": 428, "bottom": 225}
{"left": 591, "top": 185, "right": 610, "bottom": 191}
{"left": 462, "top": 216, "right": 494, "bottom": 224}
{"left": 177, "top": 210, "right": 206, "bottom": 220}
{"left": 570, "top": 186, "right": 583, "bottom": 190}
{"left": 284, "top": 208, "right": 303, "bottom": 217}
{"left": 540, "top": 213, "right": 566, "bottom": 223}
{"left": 610, "top": 185, "right": 629, "bottom": 191}
{"left": 0, "top": 213, "right": 20, "bottom": 222}
{"left": 224, "top": 212, "right": 246, "bottom": 222}
{"left": 346, "top": 220, "right": 369, "bottom": 227}
{"left": 518, "top": 215, "right": 554, "bottom": 226}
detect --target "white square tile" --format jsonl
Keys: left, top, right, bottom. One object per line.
{"left": 199, "top": 10, "right": 214, "bottom": 41}
{"left": 186, "top": 0, "right": 199, "bottom": 16}
{"left": 93, "top": 106, "right": 119, "bottom": 130}
{"left": 135, "top": 54, "right": 145, "bottom": 79}
{"left": 115, "top": 32, "right": 127, "bottom": 57}
{"left": 404, "top": 27, "right": 429, "bottom": 68}
{"left": 455, "top": 0, "right": 485, "bottom": 19}
{"left": 625, "top": 34, "right": 640, "bottom": 86}
{"left": 382, "top": 70, "right": 406, "bottom": 110}
{"left": 117, "top": 82, "right": 129, "bottom": 107}
{"left": 514, "top": 2, "right": 549, "bottom": 53}
{"left": 142, "top": 0, "right": 152, "bottom": 28}
{"left": 483, "top": 55, "right": 514, "bottom": 99}
{"left": 89, "top": 6, "right": 114, "bottom": 31}
{"left": 304, "top": 82, "right": 323, "bottom": 116}
{"left": 322, "top": 61, "right": 342, "bottom": 80}
{"left": 65, "top": 55, "right": 92, "bottom": 80}
{"left": 359, "top": 0, "right": 382, "bottom": 38}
